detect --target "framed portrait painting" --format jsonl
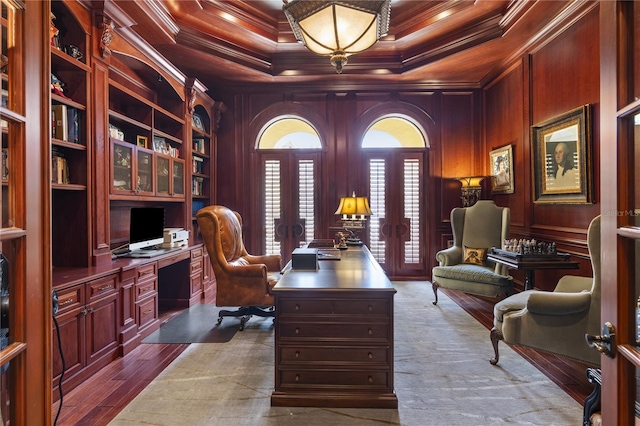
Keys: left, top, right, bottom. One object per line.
{"left": 489, "top": 144, "right": 514, "bottom": 194}
{"left": 531, "top": 104, "right": 593, "bottom": 204}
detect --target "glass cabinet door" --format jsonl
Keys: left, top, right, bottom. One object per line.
{"left": 172, "top": 158, "right": 184, "bottom": 197}
{"left": 136, "top": 147, "right": 154, "bottom": 195}
{"left": 111, "top": 140, "right": 133, "bottom": 193}
{"left": 156, "top": 154, "right": 170, "bottom": 196}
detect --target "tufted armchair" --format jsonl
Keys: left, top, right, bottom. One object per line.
{"left": 490, "top": 215, "right": 601, "bottom": 366}
{"left": 432, "top": 200, "right": 513, "bottom": 305}
{"left": 196, "top": 205, "right": 282, "bottom": 330}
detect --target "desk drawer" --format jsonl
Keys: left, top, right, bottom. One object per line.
{"left": 136, "top": 296, "right": 157, "bottom": 329}
{"left": 54, "top": 286, "right": 83, "bottom": 315}
{"left": 136, "top": 263, "right": 157, "bottom": 281}
{"left": 278, "top": 369, "right": 390, "bottom": 389}
{"left": 278, "top": 322, "right": 389, "bottom": 341}
{"left": 86, "top": 275, "right": 118, "bottom": 302}
{"left": 279, "top": 346, "right": 389, "bottom": 364}
{"left": 135, "top": 279, "right": 157, "bottom": 301}
{"left": 279, "top": 298, "right": 389, "bottom": 317}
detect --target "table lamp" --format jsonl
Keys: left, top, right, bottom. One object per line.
{"left": 456, "top": 176, "right": 486, "bottom": 207}
{"left": 335, "top": 192, "right": 372, "bottom": 246}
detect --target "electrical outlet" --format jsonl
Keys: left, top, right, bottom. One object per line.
{"left": 52, "top": 290, "right": 59, "bottom": 315}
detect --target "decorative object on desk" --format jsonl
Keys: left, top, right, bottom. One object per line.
{"left": 291, "top": 247, "right": 318, "bottom": 270}
{"left": 335, "top": 191, "right": 372, "bottom": 245}
{"left": 136, "top": 135, "right": 148, "bottom": 149}
{"left": 455, "top": 176, "right": 485, "bottom": 207}
{"left": 283, "top": 0, "right": 391, "bottom": 74}
{"left": 532, "top": 104, "right": 593, "bottom": 204}
{"left": 489, "top": 144, "right": 514, "bottom": 194}
{"left": 336, "top": 232, "right": 348, "bottom": 250}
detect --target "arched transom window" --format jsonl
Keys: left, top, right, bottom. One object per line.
{"left": 362, "top": 115, "right": 428, "bottom": 148}
{"left": 258, "top": 117, "right": 322, "bottom": 149}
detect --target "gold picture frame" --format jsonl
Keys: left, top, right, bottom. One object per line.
{"left": 489, "top": 144, "right": 514, "bottom": 194}
{"left": 531, "top": 104, "right": 593, "bottom": 204}
{"left": 136, "top": 135, "right": 148, "bottom": 149}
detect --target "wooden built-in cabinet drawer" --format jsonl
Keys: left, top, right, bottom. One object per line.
{"left": 54, "top": 286, "right": 83, "bottom": 314}
{"left": 190, "top": 272, "right": 202, "bottom": 295}
{"left": 190, "top": 258, "right": 203, "bottom": 274}
{"left": 278, "top": 322, "right": 390, "bottom": 341}
{"left": 136, "top": 263, "right": 157, "bottom": 282}
{"left": 279, "top": 346, "right": 389, "bottom": 364}
{"left": 191, "top": 247, "right": 203, "bottom": 260}
{"left": 278, "top": 369, "right": 390, "bottom": 389}
{"left": 86, "top": 275, "right": 118, "bottom": 302}
{"left": 136, "top": 296, "right": 157, "bottom": 329}
{"left": 279, "top": 298, "right": 389, "bottom": 317}
{"left": 135, "top": 279, "right": 157, "bottom": 301}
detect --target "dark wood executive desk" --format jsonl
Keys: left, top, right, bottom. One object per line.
{"left": 271, "top": 246, "right": 398, "bottom": 409}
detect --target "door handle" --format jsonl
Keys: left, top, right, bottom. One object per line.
{"left": 585, "top": 322, "right": 616, "bottom": 358}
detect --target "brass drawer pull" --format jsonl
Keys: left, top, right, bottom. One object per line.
{"left": 97, "top": 284, "right": 113, "bottom": 292}
{"left": 295, "top": 351, "right": 300, "bottom": 358}
{"left": 61, "top": 298, "right": 74, "bottom": 306}
{"left": 295, "top": 304, "right": 299, "bottom": 311}
{"left": 368, "top": 376, "right": 373, "bottom": 383}
{"left": 295, "top": 374, "right": 299, "bottom": 382}
{"left": 295, "top": 328, "right": 300, "bottom": 334}
{"left": 368, "top": 352, "right": 373, "bottom": 359}
{"left": 368, "top": 328, "right": 373, "bottom": 335}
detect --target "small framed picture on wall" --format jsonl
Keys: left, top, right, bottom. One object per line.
{"left": 489, "top": 144, "right": 514, "bottom": 194}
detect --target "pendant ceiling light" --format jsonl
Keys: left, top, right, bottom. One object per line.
{"left": 283, "top": 0, "right": 391, "bottom": 73}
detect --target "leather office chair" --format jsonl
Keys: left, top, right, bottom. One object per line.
{"left": 432, "top": 200, "right": 513, "bottom": 305}
{"left": 196, "top": 205, "right": 282, "bottom": 330}
{"left": 490, "top": 215, "right": 601, "bottom": 366}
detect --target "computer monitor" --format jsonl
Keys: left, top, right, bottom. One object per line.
{"left": 129, "top": 207, "right": 164, "bottom": 251}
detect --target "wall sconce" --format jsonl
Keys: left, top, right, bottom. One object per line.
{"left": 456, "top": 176, "right": 486, "bottom": 207}
{"left": 283, "top": 0, "right": 391, "bottom": 73}
{"left": 335, "top": 192, "right": 372, "bottom": 245}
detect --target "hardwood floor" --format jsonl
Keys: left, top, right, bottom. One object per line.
{"left": 51, "top": 291, "right": 594, "bottom": 426}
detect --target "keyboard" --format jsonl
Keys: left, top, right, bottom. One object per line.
{"left": 122, "top": 247, "right": 181, "bottom": 258}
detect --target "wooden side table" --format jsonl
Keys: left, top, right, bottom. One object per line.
{"left": 487, "top": 248, "right": 580, "bottom": 290}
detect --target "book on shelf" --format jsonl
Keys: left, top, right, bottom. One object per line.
{"left": 52, "top": 104, "right": 67, "bottom": 141}
{"left": 51, "top": 148, "right": 69, "bottom": 184}
{"left": 193, "top": 138, "right": 205, "bottom": 154}
{"left": 1, "top": 148, "right": 7, "bottom": 180}
{"left": 192, "top": 156, "right": 204, "bottom": 174}
{"left": 192, "top": 176, "right": 204, "bottom": 196}
{"left": 51, "top": 104, "right": 82, "bottom": 144}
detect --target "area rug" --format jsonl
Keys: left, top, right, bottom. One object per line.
{"left": 111, "top": 281, "right": 582, "bottom": 425}
{"left": 142, "top": 304, "right": 239, "bottom": 344}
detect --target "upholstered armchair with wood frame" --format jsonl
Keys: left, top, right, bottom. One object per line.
{"left": 490, "top": 215, "right": 601, "bottom": 367}
{"left": 432, "top": 200, "right": 513, "bottom": 305}
{"left": 196, "top": 205, "right": 282, "bottom": 331}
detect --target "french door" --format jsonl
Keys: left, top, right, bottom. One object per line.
{"left": 599, "top": 2, "right": 640, "bottom": 424}
{"left": 363, "top": 151, "right": 427, "bottom": 278}
{"left": 260, "top": 152, "right": 320, "bottom": 264}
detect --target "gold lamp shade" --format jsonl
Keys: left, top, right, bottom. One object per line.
{"left": 283, "top": 0, "right": 391, "bottom": 73}
{"left": 335, "top": 193, "right": 372, "bottom": 219}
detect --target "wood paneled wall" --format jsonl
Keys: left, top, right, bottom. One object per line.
{"left": 213, "top": 5, "right": 600, "bottom": 287}
{"left": 483, "top": 6, "right": 600, "bottom": 290}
